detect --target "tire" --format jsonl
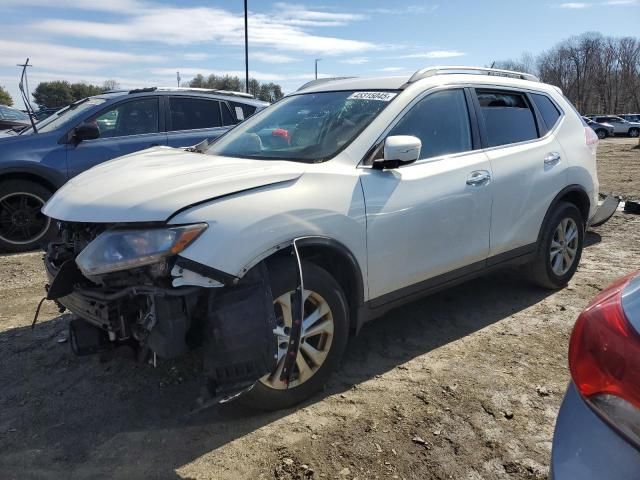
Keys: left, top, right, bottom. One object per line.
{"left": 628, "top": 128, "right": 639, "bottom": 138}
{"left": 0, "top": 180, "right": 55, "bottom": 253}
{"left": 239, "top": 260, "right": 349, "bottom": 410}
{"left": 527, "top": 202, "right": 584, "bottom": 289}
{"left": 595, "top": 128, "right": 607, "bottom": 139}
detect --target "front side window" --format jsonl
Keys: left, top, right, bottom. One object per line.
{"left": 531, "top": 93, "right": 561, "bottom": 131}
{"left": 207, "top": 90, "right": 397, "bottom": 163}
{"left": 476, "top": 90, "right": 538, "bottom": 147}
{"left": 92, "top": 98, "right": 159, "bottom": 138}
{"left": 169, "top": 97, "right": 221, "bottom": 131}
{"left": 388, "top": 89, "right": 472, "bottom": 160}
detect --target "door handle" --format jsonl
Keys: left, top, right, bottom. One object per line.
{"left": 544, "top": 152, "right": 561, "bottom": 166}
{"left": 466, "top": 170, "right": 491, "bottom": 186}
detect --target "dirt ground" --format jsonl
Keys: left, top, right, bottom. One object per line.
{"left": 0, "top": 138, "right": 638, "bottom": 480}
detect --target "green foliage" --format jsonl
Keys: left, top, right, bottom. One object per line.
{"left": 32, "top": 81, "right": 108, "bottom": 109}
{"left": 0, "top": 85, "right": 13, "bottom": 106}
{"left": 188, "top": 74, "right": 284, "bottom": 102}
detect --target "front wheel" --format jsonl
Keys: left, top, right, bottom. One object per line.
{"left": 239, "top": 260, "right": 349, "bottom": 410}
{"left": 628, "top": 128, "right": 639, "bottom": 138}
{"left": 527, "top": 202, "right": 584, "bottom": 289}
{"left": 0, "top": 180, "right": 54, "bottom": 253}
{"left": 595, "top": 128, "right": 607, "bottom": 139}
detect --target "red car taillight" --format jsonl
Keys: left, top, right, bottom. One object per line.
{"left": 585, "top": 126, "right": 599, "bottom": 154}
{"left": 569, "top": 271, "right": 640, "bottom": 446}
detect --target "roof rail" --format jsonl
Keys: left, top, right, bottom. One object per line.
{"left": 407, "top": 66, "right": 539, "bottom": 84}
{"left": 124, "top": 87, "right": 255, "bottom": 98}
{"left": 297, "top": 77, "right": 357, "bottom": 92}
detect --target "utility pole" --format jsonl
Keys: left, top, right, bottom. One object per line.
{"left": 176, "top": 71, "right": 181, "bottom": 87}
{"left": 244, "top": 0, "right": 249, "bottom": 93}
{"left": 315, "top": 58, "right": 322, "bottom": 80}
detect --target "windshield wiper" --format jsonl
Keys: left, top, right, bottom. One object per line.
{"left": 18, "top": 58, "right": 38, "bottom": 134}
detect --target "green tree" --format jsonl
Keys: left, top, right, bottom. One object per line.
{"left": 33, "top": 81, "right": 107, "bottom": 108}
{"left": 33, "top": 81, "right": 74, "bottom": 108}
{"left": 188, "top": 73, "right": 284, "bottom": 102}
{"left": 0, "top": 85, "right": 13, "bottom": 106}
{"left": 102, "top": 79, "right": 120, "bottom": 91}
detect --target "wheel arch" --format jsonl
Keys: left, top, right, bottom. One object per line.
{"left": 262, "top": 236, "right": 365, "bottom": 333}
{"left": 537, "top": 185, "right": 591, "bottom": 243}
{"left": 0, "top": 166, "right": 64, "bottom": 193}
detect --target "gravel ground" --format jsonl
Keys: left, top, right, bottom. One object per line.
{"left": 0, "top": 138, "right": 638, "bottom": 480}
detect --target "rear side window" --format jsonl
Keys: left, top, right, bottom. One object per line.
{"left": 389, "top": 89, "right": 472, "bottom": 160}
{"left": 531, "top": 93, "right": 561, "bottom": 130}
{"left": 169, "top": 97, "right": 222, "bottom": 131}
{"left": 476, "top": 90, "right": 538, "bottom": 147}
{"left": 221, "top": 102, "right": 236, "bottom": 125}
{"left": 229, "top": 101, "right": 257, "bottom": 122}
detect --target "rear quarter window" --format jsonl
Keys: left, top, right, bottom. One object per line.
{"left": 531, "top": 93, "right": 562, "bottom": 131}
{"left": 476, "top": 90, "right": 539, "bottom": 147}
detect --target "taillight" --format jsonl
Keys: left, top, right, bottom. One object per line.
{"left": 585, "top": 126, "right": 599, "bottom": 153}
{"left": 569, "top": 271, "right": 640, "bottom": 446}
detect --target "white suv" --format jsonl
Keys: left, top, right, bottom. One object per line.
{"left": 42, "top": 67, "right": 610, "bottom": 410}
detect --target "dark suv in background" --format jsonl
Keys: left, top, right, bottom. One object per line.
{"left": 0, "top": 87, "right": 268, "bottom": 252}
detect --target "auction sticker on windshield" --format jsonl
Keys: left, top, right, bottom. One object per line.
{"left": 347, "top": 92, "right": 397, "bottom": 101}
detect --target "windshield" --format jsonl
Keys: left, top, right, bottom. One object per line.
{"left": 0, "top": 106, "right": 29, "bottom": 121}
{"left": 23, "top": 98, "right": 106, "bottom": 134}
{"left": 206, "top": 90, "right": 398, "bottom": 162}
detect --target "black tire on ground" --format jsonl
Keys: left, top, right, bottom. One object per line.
{"left": 0, "top": 180, "right": 55, "bottom": 253}
{"left": 595, "top": 128, "right": 607, "bottom": 139}
{"left": 239, "top": 259, "right": 350, "bottom": 411}
{"left": 628, "top": 128, "right": 639, "bottom": 138}
{"left": 527, "top": 201, "right": 584, "bottom": 290}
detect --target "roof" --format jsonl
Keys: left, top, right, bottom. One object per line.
{"left": 98, "top": 87, "right": 269, "bottom": 106}
{"left": 295, "top": 66, "right": 552, "bottom": 95}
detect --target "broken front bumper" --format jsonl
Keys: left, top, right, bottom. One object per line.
{"left": 588, "top": 195, "right": 620, "bottom": 228}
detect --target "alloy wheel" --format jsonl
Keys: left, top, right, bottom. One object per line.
{"left": 0, "top": 192, "right": 50, "bottom": 246}
{"left": 260, "top": 289, "right": 334, "bottom": 390}
{"left": 550, "top": 217, "right": 579, "bottom": 276}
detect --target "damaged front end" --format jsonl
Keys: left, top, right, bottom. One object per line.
{"left": 43, "top": 221, "right": 277, "bottom": 402}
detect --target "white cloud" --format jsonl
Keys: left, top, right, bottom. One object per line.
{"left": 401, "top": 50, "right": 466, "bottom": 59}
{"left": 558, "top": 2, "right": 591, "bottom": 8}
{"left": 378, "top": 67, "right": 406, "bottom": 72}
{"left": 370, "top": 5, "right": 439, "bottom": 14}
{"left": 181, "top": 53, "right": 212, "bottom": 61}
{"left": 340, "top": 57, "right": 370, "bottom": 64}
{"left": 31, "top": 4, "right": 375, "bottom": 55}
{"left": 0, "top": 40, "right": 162, "bottom": 73}
{"left": 252, "top": 52, "right": 299, "bottom": 64}
{"left": 603, "top": 0, "right": 638, "bottom": 4}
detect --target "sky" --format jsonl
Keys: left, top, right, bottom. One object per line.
{"left": 1, "top": 0, "right": 639, "bottom": 105}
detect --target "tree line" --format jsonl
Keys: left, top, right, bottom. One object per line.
{"left": 7, "top": 74, "right": 284, "bottom": 110}
{"left": 188, "top": 74, "right": 284, "bottom": 102}
{"left": 493, "top": 32, "right": 640, "bottom": 114}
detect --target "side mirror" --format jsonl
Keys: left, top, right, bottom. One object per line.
{"left": 373, "top": 135, "right": 421, "bottom": 170}
{"left": 73, "top": 122, "right": 100, "bottom": 143}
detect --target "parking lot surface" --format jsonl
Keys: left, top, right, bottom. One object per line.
{"left": 1, "top": 138, "right": 638, "bottom": 479}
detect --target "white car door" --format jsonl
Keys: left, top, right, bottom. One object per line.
{"left": 360, "top": 88, "right": 493, "bottom": 302}
{"left": 475, "top": 89, "right": 568, "bottom": 258}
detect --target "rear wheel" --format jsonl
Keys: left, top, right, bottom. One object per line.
{"left": 240, "top": 260, "right": 349, "bottom": 410}
{"left": 0, "top": 180, "right": 54, "bottom": 253}
{"left": 628, "top": 128, "right": 639, "bottom": 138}
{"left": 528, "top": 202, "right": 584, "bottom": 289}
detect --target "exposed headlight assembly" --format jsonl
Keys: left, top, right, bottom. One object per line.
{"left": 75, "top": 224, "right": 207, "bottom": 276}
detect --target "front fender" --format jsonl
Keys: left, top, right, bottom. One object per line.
{"left": 168, "top": 170, "right": 368, "bottom": 295}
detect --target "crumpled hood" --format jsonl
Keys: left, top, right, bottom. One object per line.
{"left": 43, "top": 147, "right": 304, "bottom": 222}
